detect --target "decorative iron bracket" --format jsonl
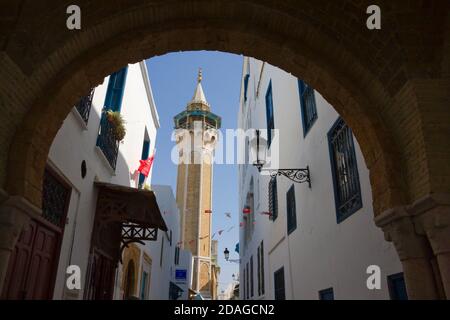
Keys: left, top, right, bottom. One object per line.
{"left": 261, "top": 166, "right": 311, "bottom": 188}
{"left": 119, "top": 223, "right": 158, "bottom": 263}
{"left": 228, "top": 259, "right": 241, "bottom": 263}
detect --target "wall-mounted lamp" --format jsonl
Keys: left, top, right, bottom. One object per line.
{"left": 253, "top": 129, "right": 311, "bottom": 188}
{"left": 224, "top": 248, "right": 230, "bottom": 261}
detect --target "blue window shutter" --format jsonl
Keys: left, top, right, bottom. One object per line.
{"left": 319, "top": 288, "right": 334, "bottom": 300}
{"left": 140, "top": 272, "right": 148, "bottom": 300}
{"left": 286, "top": 184, "right": 297, "bottom": 234}
{"left": 139, "top": 139, "right": 151, "bottom": 187}
{"left": 265, "top": 81, "right": 274, "bottom": 147}
{"left": 104, "top": 66, "right": 128, "bottom": 112}
{"left": 298, "top": 79, "right": 317, "bottom": 136}
{"left": 274, "top": 267, "right": 285, "bottom": 300}
{"left": 327, "top": 117, "right": 362, "bottom": 223}
{"left": 388, "top": 273, "right": 408, "bottom": 300}
{"left": 269, "top": 177, "right": 278, "bottom": 221}
{"left": 244, "top": 74, "right": 250, "bottom": 102}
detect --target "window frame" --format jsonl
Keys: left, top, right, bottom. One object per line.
{"left": 139, "top": 139, "right": 151, "bottom": 187}
{"left": 257, "top": 241, "right": 265, "bottom": 297}
{"left": 246, "top": 262, "right": 250, "bottom": 300}
{"left": 298, "top": 79, "right": 318, "bottom": 136}
{"left": 265, "top": 81, "right": 275, "bottom": 148}
{"left": 250, "top": 256, "right": 254, "bottom": 298}
{"left": 319, "top": 287, "right": 334, "bottom": 300}
{"left": 327, "top": 117, "right": 363, "bottom": 223}
{"left": 104, "top": 67, "right": 128, "bottom": 112}
{"left": 243, "top": 74, "right": 250, "bottom": 102}
{"left": 159, "top": 236, "right": 164, "bottom": 268}
{"left": 273, "top": 266, "right": 285, "bottom": 300}
{"left": 286, "top": 184, "right": 297, "bottom": 235}
{"left": 174, "top": 246, "right": 180, "bottom": 265}
{"left": 269, "top": 177, "right": 278, "bottom": 221}
{"left": 140, "top": 271, "right": 149, "bottom": 300}
{"left": 387, "top": 272, "right": 408, "bottom": 300}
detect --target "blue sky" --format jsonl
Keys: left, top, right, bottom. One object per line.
{"left": 146, "top": 51, "right": 242, "bottom": 294}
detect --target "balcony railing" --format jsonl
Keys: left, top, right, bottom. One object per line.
{"left": 75, "top": 88, "right": 95, "bottom": 123}
{"left": 96, "top": 113, "right": 119, "bottom": 170}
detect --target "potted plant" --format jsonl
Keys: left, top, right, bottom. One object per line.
{"left": 105, "top": 110, "right": 126, "bottom": 142}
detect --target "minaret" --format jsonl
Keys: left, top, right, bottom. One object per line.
{"left": 174, "top": 69, "right": 221, "bottom": 298}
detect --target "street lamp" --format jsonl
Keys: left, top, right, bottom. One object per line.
{"left": 224, "top": 248, "right": 230, "bottom": 261}
{"left": 252, "top": 129, "right": 311, "bottom": 188}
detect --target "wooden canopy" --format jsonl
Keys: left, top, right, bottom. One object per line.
{"left": 94, "top": 182, "right": 168, "bottom": 231}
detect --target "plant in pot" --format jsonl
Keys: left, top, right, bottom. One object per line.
{"left": 105, "top": 110, "right": 126, "bottom": 142}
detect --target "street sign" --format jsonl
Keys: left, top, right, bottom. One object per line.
{"left": 175, "top": 269, "right": 187, "bottom": 281}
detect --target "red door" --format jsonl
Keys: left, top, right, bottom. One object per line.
{"left": 1, "top": 219, "right": 60, "bottom": 299}
{"left": 85, "top": 251, "right": 116, "bottom": 300}
{"left": 1, "top": 167, "right": 70, "bottom": 300}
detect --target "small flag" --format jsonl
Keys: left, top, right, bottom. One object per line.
{"left": 138, "top": 150, "right": 155, "bottom": 177}
{"left": 243, "top": 206, "right": 251, "bottom": 214}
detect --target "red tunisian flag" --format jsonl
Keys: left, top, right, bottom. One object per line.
{"left": 138, "top": 150, "right": 155, "bottom": 177}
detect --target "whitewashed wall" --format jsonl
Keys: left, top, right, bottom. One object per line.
{"left": 238, "top": 57, "right": 403, "bottom": 300}
{"left": 48, "top": 61, "right": 160, "bottom": 299}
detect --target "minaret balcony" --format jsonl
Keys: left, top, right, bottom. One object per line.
{"left": 174, "top": 109, "right": 221, "bottom": 130}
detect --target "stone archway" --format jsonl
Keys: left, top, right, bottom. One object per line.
{"left": 0, "top": 0, "right": 449, "bottom": 299}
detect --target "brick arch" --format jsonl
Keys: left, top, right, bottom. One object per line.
{"left": 1, "top": 0, "right": 449, "bottom": 220}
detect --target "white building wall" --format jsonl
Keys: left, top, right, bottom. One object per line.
{"left": 176, "top": 249, "right": 194, "bottom": 300}
{"left": 48, "top": 61, "right": 160, "bottom": 299}
{"left": 136, "top": 185, "right": 177, "bottom": 300}
{"left": 238, "top": 57, "right": 403, "bottom": 300}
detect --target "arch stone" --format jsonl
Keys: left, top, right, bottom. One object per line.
{"left": 0, "top": 0, "right": 449, "bottom": 299}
